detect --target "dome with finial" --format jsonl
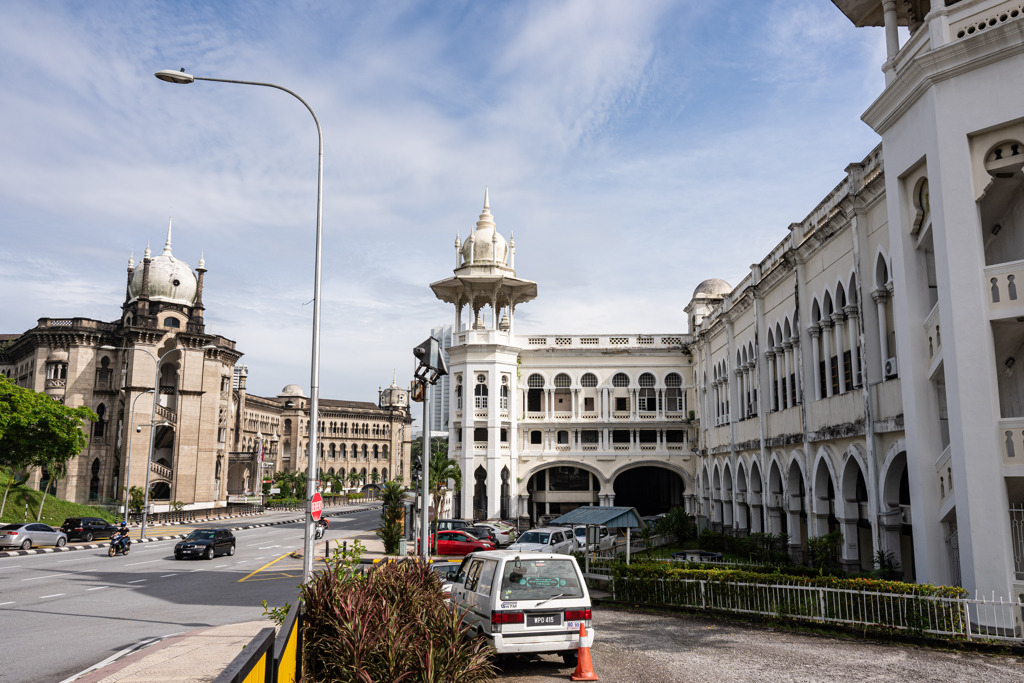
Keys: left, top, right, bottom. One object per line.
{"left": 279, "top": 384, "right": 307, "bottom": 398}
{"left": 380, "top": 370, "right": 408, "bottom": 408}
{"left": 459, "top": 188, "right": 509, "bottom": 266}
{"left": 128, "top": 218, "right": 199, "bottom": 307}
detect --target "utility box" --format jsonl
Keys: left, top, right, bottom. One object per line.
{"left": 398, "top": 537, "right": 408, "bottom": 556}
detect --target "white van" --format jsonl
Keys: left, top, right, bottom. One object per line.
{"left": 506, "top": 527, "right": 575, "bottom": 554}
{"left": 450, "top": 550, "right": 592, "bottom": 666}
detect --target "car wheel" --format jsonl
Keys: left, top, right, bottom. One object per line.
{"left": 205, "top": 546, "right": 215, "bottom": 560}
{"left": 56, "top": 537, "right": 66, "bottom": 547}
{"left": 175, "top": 553, "right": 182, "bottom": 560}
{"left": 20, "top": 539, "right": 31, "bottom": 550}
{"left": 562, "top": 650, "right": 579, "bottom": 668}
{"left": 228, "top": 544, "right": 235, "bottom": 556}
{"left": 83, "top": 532, "right": 94, "bottom": 543}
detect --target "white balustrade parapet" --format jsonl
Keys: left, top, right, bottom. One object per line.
{"left": 985, "top": 260, "right": 1024, "bottom": 318}
{"left": 997, "top": 417, "right": 1024, "bottom": 466}
{"left": 517, "top": 333, "right": 685, "bottom": 349}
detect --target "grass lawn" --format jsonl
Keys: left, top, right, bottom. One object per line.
{"left": 0, "top": 469, "right": 117, "bottom": 527}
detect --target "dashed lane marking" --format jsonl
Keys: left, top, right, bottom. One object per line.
{"left": 39, "top": 594, "right": 64, "bottom": 599}
{"left": 87, "top": 586, "right": 107, "bottom": 591}
{"left": 23, "top": 573, "right": 71, "bottom": 581}
{"left": 0, "top": 601, "right": 14, "bottom": 606}
{"left": 127, "top": 579, "right": 146, "bottom": 584}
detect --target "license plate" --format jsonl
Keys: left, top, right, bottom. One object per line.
{"left": 527, "top": 613, "right": 562, "bottom": 627}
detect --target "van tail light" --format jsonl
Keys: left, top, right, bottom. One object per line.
{"left": 491, "top": 611, "right": 524, "bottom": 625}
{"left": 565, "top": 609, "right": 591, "bottom": 621}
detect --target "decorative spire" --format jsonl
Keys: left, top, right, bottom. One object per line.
{"left": 484, "top": 186, "right": 489, "bottom": 210}
{"left": 144, "top": 242, "right": 151, "bottom": 259}
{"left": 128, "top": 252, "right": 135, "bottom": 270}
{"left": 163, "top": 217, "right": 173, "bottom": 255}
{"left": 198, "top": 251, "right": 206, "bottom": 270}
{"left": 476, "top": 188, "right": 495, "bottom": 231}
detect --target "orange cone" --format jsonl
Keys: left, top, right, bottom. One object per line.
{"left": 571, "top": 622, "right": 598, "bottom": 681}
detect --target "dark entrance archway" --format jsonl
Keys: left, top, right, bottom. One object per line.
{"left": 613, "top": 466, "right": 685, "bottom": 516}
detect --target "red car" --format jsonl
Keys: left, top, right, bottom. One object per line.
{"left": 427, "top": 530, "right": 496, "bottom": 556}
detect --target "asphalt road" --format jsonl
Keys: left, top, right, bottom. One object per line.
{"left": 0, "top": 505, "right": 382, "bottom": 683}
{"left": 494, "top": 607, "right": 1024, "bottom": 682}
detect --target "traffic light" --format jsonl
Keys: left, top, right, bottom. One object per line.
{"left": 411, "top": 453, "right": 422, "bottom": 484}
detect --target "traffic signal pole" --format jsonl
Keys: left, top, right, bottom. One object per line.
{"left": 420, "top": 381, "right": 430, "bottom": 563}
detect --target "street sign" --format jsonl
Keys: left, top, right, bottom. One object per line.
{"left": 309, "top": 491, "right": 323, "bottom": 521}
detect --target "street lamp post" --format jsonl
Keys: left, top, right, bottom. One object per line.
{"left": 122, "top": 388, "right": 153, "bottom": 524}
{"left": 155, "top": 69, "right": 325, "bottom": 581}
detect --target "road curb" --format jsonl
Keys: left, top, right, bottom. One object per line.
{"left": 0, "top": 504, "right": 381, "bottom": 558}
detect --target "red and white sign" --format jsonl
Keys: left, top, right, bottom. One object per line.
{"left": 309, "top": 491, "right": 323, "bottom": 522}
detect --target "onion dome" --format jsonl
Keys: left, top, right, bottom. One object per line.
{"left": 128, "top": 219, "right": 198, "bottom": 306}
{"left": 460, "top": 188, "right": 508, "bottom": 266}
{"left": 278, "top": 384, "right": 307, "bottom": 398}
{"left": 692, "top": 278, "right": 732, "bottom": 299}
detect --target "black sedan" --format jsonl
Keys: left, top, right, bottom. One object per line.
{"left": 174, "top": 528, "right": 236, "bottom": 560}
{"left": 61, "top": 517, "right": 119, "bottom": 542}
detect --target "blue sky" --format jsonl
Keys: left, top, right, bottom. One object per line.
{"left": 0, "top": 1, "right": 886, "bottom": 406}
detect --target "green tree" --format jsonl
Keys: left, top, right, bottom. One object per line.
{"left": 428, "top": 440, "right": 460, "bottom": 525}
{"left": 126, "top": 485, "right": 145, "bottom": 516}
{"left": 376, "top": 480, "right": 406, "bottom": 554}
{"left": 347, "top": 469, "right": 363, "bottom": 490}
{"left": 0, "top": 376, "right": 96, "bottom": 518}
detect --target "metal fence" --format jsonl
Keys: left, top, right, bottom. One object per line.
{"left": 612, "top": 577, "right": 1024, "bottom": 644}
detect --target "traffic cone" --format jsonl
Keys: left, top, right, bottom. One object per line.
{"left": 571, "top": 622, "right": 598, "bottom": 681}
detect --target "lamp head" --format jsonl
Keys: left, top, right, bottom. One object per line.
{"left": 155, "top": 69, "right": 195, "bottom": 84}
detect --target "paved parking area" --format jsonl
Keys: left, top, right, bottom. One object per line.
{"left": 495, "top": 607, "right": 1024, "bottom": 682}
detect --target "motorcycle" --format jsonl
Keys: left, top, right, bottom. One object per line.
{"left": 314, "top": 518, "right": 329, "bottom": 540}
{"left": 108, "top": 532, "right": 132, "bottom": 556}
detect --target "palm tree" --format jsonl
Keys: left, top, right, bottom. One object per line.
{"left": 429, "top": 450, "right": 462, "bottom": 525}
{"left": 369, "top": 469, "right": 381, "bottom": 499}
{"left": 376, "top": 480, "right": 406, "bottom": 554}
{"left": 347, "top": 469, "right": 362, "bottom": 492}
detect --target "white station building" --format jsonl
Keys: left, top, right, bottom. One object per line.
{"left": 427, "top": 1, "right": 1024, "bottom": 604}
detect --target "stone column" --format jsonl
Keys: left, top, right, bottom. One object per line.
{"left": 808, "top": 326, "right": 822, "bottom": 400}
{"left": 845, "top": 305, "right": 861, "bottom": 387}
{"left": 819, "top": 320, "right": 834, "bottom": 398}
{"left": 778, "top": 344, "right": 790, "bottom": 408}
{"left": 789, "top": 337, "right": 801, "bottom": 404}
{"left": 766, "top": 350, "right": 777, "bottom": 412}
{"left": 873, "top": 289, "right": 890, "bottom": 376}
{"left": 832, "top": 312, "right": 847, "bottom": 394}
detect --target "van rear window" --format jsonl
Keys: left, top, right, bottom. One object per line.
{"left": 499, "top": 559, "right": 583, "bottom": 600}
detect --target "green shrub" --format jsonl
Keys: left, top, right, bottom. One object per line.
{"left": 301, "top": 558, "right": 495, "bottom": 682}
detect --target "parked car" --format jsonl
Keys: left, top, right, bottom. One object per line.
{"left": 462, "top": 526, "right": 499, "bottom": 546}
{"left": 174, "top": 528, "right": 236, "bottom": 560}
{"left": 430, "top": 518, "right": 472, "bottom": 533}
{"left": 571, "top": 525, "right": 614, "bottom": 552}
{"left": 506, "top": 527, "right": 575, "bottom": 554}
{"left": 423, "top": 530, "right": 495, "bottom": 556}
{"left": 60, "top": 517, "right": 119, "bottom": 542}
{"left": 449, "top": 550, "right": 592, "bottom": 667}
{"left": 427, "top": 559, "right": 465, "bottom": 599}
{"left": 474, "top": 521, "right": 516, "bottom": 546}
{"left": 0, "top": 523, "right": 67, "bottom": 549}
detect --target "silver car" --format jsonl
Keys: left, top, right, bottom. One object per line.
{"left": 0, "top": 523, "right": 68, "bottom": 549}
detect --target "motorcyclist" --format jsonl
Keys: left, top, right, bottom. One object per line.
{"left": 112, "top": 522, "right": 130, "bottom": 550}
{"left": 314, "top": 516, "right": 329, "bottom": 539}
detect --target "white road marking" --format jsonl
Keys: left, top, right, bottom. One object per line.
{"left": 257, "top": 545, "right": 280, "bottom": 549}
{"left": 0, "top": 601, "right": 14, "bottom": 606}
{"left": 57, "top": 558, "right": 80, "bottom": 563}
{"left": 124, "top": 560, "right": 160, "bottom": 566}
{"left": 87, "top": 586, "right": 107, "bottom": 591}
{"left": 39, "top": 593, "right": 64, "bottom": 599}
{"left": 160, "top": 574, "right": 177, "bottom": 578}
{"left": 0, "top": 566, "right": 20, "bottom": 570}
{"left": 127, "top": 579, "right": 146, "bottom": 584}
{"left": 23, "top": 573, "right": 70, "bottom": 581}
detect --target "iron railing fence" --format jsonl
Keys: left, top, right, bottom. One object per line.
{"left": 612, "top": 577, "right": 1024, "bottom": 644}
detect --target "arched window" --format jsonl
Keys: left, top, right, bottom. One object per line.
{"left": 455, "top": 375, "right": 463, "bottom": 410}
{"left": 474, "top": 375, "right": 488, "bottom": 409}
{"left": 362, "top": 444, "right": 369, "bottom": 459}
{"left": 382, "top": 445, "right": 389, "bottom": 459}
{"left": 580, "top": 373, "right": 598, "bottom": 387}
{"left": 373, "top": 445, "right": 379, "bottom": 459}
{"left": 163, "top": 317, "right": 180, "bottom": 328}
{"left": 665, "top": 373, "right": 683, "bottom": 412}
{"left": 638, "top": 373, "right": 656, "bottom": 412}
{"left": 94, "top": 404, "right": 107, "bottom": 438}
{"left": 382, "top": 468, "right": 388, "bottom": 481}
{"left": 500, "top": 376, "right": 509, "bottom": 410}
{"left": 612, "top": 373, "right": 629, "bottom": 387}
{"left": 554, "top": 373, "right": 571, "bottom": 388}
{"left": 329, "top": 443, "right": 336, "bottom": 459}
{"left": 527, "top": 374, "right": 544, "bottom": 412}
{"left": 557, "top": 430, "right": 569, "bottom": 445}
{"left": 89, "top": 458, "right": 101, "bottom": 501}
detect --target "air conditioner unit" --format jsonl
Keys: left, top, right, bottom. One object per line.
{"left": 884, "top": 357, "right": 898, "bottom": 378}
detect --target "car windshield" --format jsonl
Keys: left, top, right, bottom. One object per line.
{"left": 517, "top": 532, "right": 550, "bottom": 544}
{"left": 186, "top": 530, "right": 216, "bottom": 540}
{"left": 498, "top": 559, "right": 583, "bottom": 600}
{"left": 1, "top": 524, "right": 24, "bottom": 530}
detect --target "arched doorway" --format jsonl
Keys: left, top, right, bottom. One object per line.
{"left": 613, "top": 465, "right": 685, "bottom": 516}
{"left": 526, "top": 466, "right": 599, "bottom": 525}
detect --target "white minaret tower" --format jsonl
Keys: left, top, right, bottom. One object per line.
{"left": 430, "top": 190, "right": 537, "bottom": 520}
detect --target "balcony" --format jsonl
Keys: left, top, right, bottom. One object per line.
{"left": 984, "top": 259, "right": 1024, "bottom": 320}
{"left": 151, "top": 461, "right": 172, "bottom": 479}
{"left": 155, "top": 404, "right": 177, "bottom": 424}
